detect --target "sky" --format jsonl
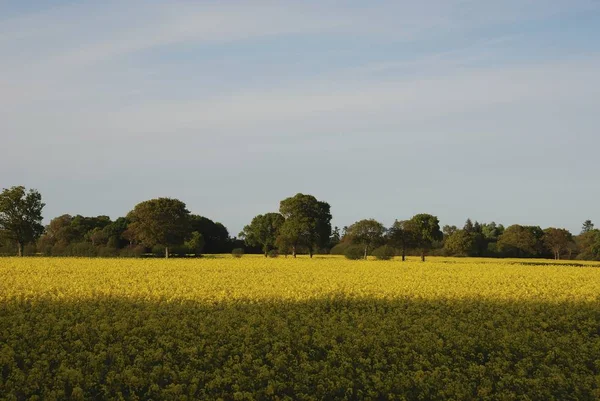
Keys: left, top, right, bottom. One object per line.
{"left": 1, "top": 0, "right": 599, "bottom": 235}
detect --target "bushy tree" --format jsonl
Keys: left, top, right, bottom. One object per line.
{"left": 190, "top": 215, "right": 230, "bottom": 253}
{"left": 278, "top": 193, "right": 332, "bottom": 258}
{"left": 575, "top": 229, "right": 600, "bottom": 260}
{"left": 240, "top": 213, "right": 285, "bottom": 257}
{"left": 406, "top": 214, "right": 442, "bottom": 262}
{"left": 444, "top": 229, "right": 473, "bottom": 256}
{"left": 346, "top": 219, "right": 386, "bottom": 259}
{"left": 388, "top": 220, "right": 416, "bottom": 261}
{"left": 344, "top": 245, "right": 364, "bottom": 260}
{"left": 543, "top": 228, "right": 573, "bottom": 260}
{"left": 0, "top": 186, "right": 45, "bottom": 256}
{"left": 126, "top": 198, "right": 191, "bottom": 258}
{"left": 184, "top": 231, "right": 205, "bottom": 256}
{"left": 497, "top": 225, "right": 545, "bottom": 258}
{"left": 372, "top": 245, "right": 396, "bottom": 260}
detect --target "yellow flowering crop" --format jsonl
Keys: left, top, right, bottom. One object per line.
{"left": 1, "top": 256, "right": 599, "bottom": 400}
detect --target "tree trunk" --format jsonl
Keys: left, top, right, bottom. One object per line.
{"left": 364, "top": 246, "right": 368, "bottom": 260}
{"left": 402, "top": 247, "right": 406, "bottom": 262}
{"left": 292, "top": 245, "right": 296, "bottom": 258}
{"left": 165, "top": 247, "right": 169, "bottom": 259}
{"left": 421, "top": 250, "right": 425, "bottom": 262}
{"left": 17, "top": 242, "right": 23, "bottom": 257}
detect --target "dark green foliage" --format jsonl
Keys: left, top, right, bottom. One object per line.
{"left": 267, "top": 249, "right": 279, "bottom": 258}
{"left": 444, "top": 230, "right": 474, "bottom": 256}
{"left": 240, "top": 213, "right": 285, "bottom": 256}
{"left": 232, "top": 248, "right": 245, "bottom": 258}
{"left": 127, "top": 198, "right": 191, "bottom": 258}
{"left": 581, "top": 220, "right": 594, "bottom": 234}
{"left": 278, "top": 193, "right": 332, "bottom": 258}
{"left": 330, "top": 242, "right": 350, "bottom": 255}
{"left": 190, "top": 215, "right": 231, "bottom": 254}
{"left": 372, "top": 245, "right": 395, "bottom": 260}
{"left": 184, "top": 231, "right": 205, "bottom": 256}
{"left": 406, "top": 214, "right": 443, "bottom": 261}
{"left": 346, "top": 219, "right": 386, "bottom": 259}
{"left": 344, "top": 245, "right": 364, "bottom": 260}
{"left": 497, "top": 225, "right": 546, "bottom": 258}
{"left": 388, "top": 220, "right": 416, "bottom": 261}
{"left": 0, "top": 186, "right": 45, "bottom": 256}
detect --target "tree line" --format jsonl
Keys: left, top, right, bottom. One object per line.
{"left": 1, "top": 186, "right": 599, "bottom": 261}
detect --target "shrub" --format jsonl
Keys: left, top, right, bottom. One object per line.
{"left": 70, "top": 242, "right": 98, "bottom": 257}
{"left": 372, "top": 245, "right": 396, "bottom": 260}
{"left": 119, "top": 246, "right": 145, "bottom": 258}
{"left": 97, "top": 246, "right": 119, "bottom": 258}
{"left": 330, "top": 242, "right": 350, "bottom": 255}
{"left": 344, "top": 245, "right": 364, "bottom": 260}
{"left": 232, "top": 248, "right": 245, "bottom": 258}
{"left": 267, "top": 249, "right": 279, "bottom": 258}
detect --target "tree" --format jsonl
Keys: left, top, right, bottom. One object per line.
{"left": 481, "top": 222, "right": 504, "bottom": 241}
{"left": 497, "top": 225, "right": 544, "bottom": 258}
{"left": 329, "top": 226, "right": 341, "bottom": 249}
{"left": 102, "top": 217, "right": 130, "bottom": 249}
{"left": 0, "top": 186, "right": 45, "bottom": 256}
{"left": 581, "top": 220, "right": 594, "bottom": 234}
{"left": 574, "top": 229, "right": 600, "bottom": 260}
{"left": 346, "top": 219, "right": 386, "bottom": 259}
{"left": 190, "top": 215, "right": 231, "bottom": 253}
{"left": 278, "top": 193, "right": 332, "bottom": 258}
{"left": 240, "top": 213, "right": 285, "bottom": 257}
{"left": 443, "top": 229, "right": 473, "bottom": 256}
{"left": 184, "top": 231, "right": 205, "bottom": 256}
{"left": 388, "top": 220, "right": 415, "bottom": 261}
{"left": 442, "top": 225, "right": 457, "bottom": 238}
{"left": 405, "top": 214, "right": 442, "bottom": 262}
{"left": 126, "top": 198, "right": 191, "bottom": 258}
{"left": 543, "top": 228, "right": 573, "bottom": 260}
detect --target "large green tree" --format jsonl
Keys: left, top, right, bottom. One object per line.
{"left": 278, "top": 193, "right": 332, "bottom": 258}
{"left": 126, "top": 198, "right": 191, "bottom": 258}
{"left": 240, "top": 213, "right": 285, "bottom": 256}
{"left": 575, "top": 229, "right": 600, "bottom": 260}
{"left": 388, "top": 220, "right": 416, "bottom": 261}
{"left": 543, "top": 228, "right": 573, "bottom": 260}
{"left": 346, "top": 219, "right": 386, "bottom": 259}
{"left": 405, "top": 214, "right": 442, "bottom": 262}
{"left": 0, "top": 186, "right": 45, "bottom": 256}
{"left": 443, "top": 229, "right": 474, "bottom": 256}
{"left": 497, "top": 225, "right": 545, "bottom": 258}
{"left": 189, "top": 215, "right": 230, "bottom": 254}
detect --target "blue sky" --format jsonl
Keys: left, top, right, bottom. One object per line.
{"left": 1, "top": 0, "right": 599, "bottom": 235}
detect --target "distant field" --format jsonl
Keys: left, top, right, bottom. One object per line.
{"left": 1, "top": 257, "right": 599, "bottom": 400}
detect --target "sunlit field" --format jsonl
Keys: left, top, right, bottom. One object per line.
{"left": 1, "top": 256, "right": 599, "bottom": 400}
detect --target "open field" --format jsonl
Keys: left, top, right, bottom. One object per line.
{"left": 1, "top": 257, "right": 600, "bottom": 400}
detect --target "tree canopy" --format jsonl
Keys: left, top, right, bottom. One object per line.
{"left": 405, "top": 214, "right": 443, "bottom": 261}
{"left": 0, "top": 186, "right": 45, "bottom": 256}
{"left": 126, "top": 198, "right": 191, "bottom": 258}
{"left": 278, "top": 193, "right": 332, "bottom": 258}
{"left": 240, "top": 213, "right": 285, "bottom": 256}
{"left": 345, "top": 219, "right": 386, "bottom": 259}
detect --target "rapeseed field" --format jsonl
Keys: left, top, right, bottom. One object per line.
{"left": 1, "top": 257, "right": 599, "bottom": 400}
